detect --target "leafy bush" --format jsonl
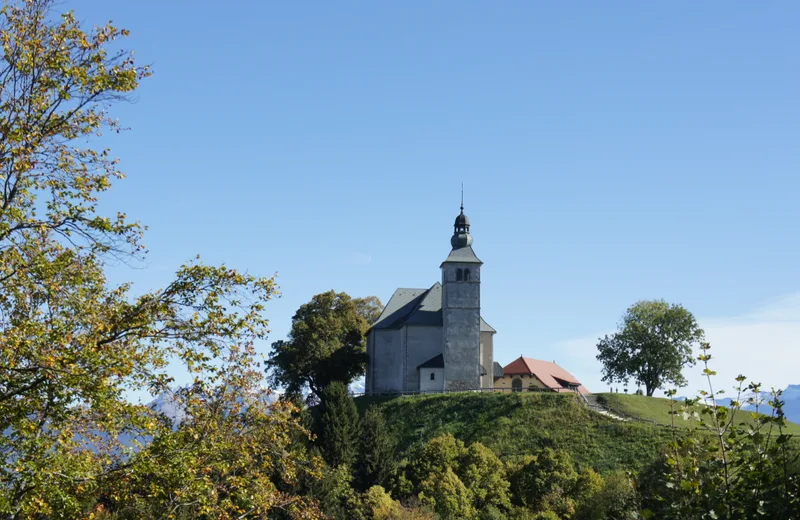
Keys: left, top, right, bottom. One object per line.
{"left": 640, "top": 343, "right": 800, "bottom": 519}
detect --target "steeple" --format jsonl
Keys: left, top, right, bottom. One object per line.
{"left": 451, "top": 186, "right": 473, "bottom": 248}
{"left": 441, "top": 186, "right": 482, "bottom": 392}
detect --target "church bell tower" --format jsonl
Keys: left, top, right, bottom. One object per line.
{"left": 440, "top": 196, "right": 482, "bottom": 391}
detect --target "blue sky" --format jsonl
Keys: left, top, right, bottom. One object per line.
{"left": 67, "top": 1, "right": 799, "bottom": 397}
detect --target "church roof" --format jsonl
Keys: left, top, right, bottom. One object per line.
{"left": 417, "top": 354, "right": 444, "bottom": 370}
{"left": 371, "top": 287, "right": 428, "bottom": 329}
{"left": 503, "top": 357, "right": 590, "bottom": 395}
{"left": 493, "top": 361, "right": 504, "bottom": 379}
{"left": 405, "top": 283, "right": 442, "bottom": 326}
{"left": 441, "top": 245, "right": 483, "bottom": 265}
{"left": 480, "top": 317, "right": 496, "bottom": 333}
{"left": 370, "top": 282, "right": 495, "bottom": 332}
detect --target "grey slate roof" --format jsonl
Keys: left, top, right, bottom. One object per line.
{"left": 371, "top": 288, "right": 428, "bottom": 329}
{"left": 493, "top": 361, "right": 504, "bottom": 379}
{"left": 371, "top": 282, "right": 496, "bottom": 334}
{"left": 417, "top": 354, "right": 444, "bottom": 370}
{"left": 405, "top": 283, "right": 442, "bottom": 326}
{"left": 480, "top": 317, "right": 496, "bottom": 333}
{"left": 441, "top": 245, "right": 483, "bottom": 265}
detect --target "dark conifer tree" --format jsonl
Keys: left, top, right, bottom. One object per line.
{"left": 318, "top": 381, "right": 359, "bottom": 468}
{"left": 355, "top": 405, "right": 397, "bottom": 490}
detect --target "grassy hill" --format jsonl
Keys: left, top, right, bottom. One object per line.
{"left": 355, "top": 392, "right": 675, "bottom": 472}
{"left": 596, "top": 392, "right": 800, "bottom": 436}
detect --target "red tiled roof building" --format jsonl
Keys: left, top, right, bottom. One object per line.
{"left": 496, "top": 356, "right": 590, "bottom": 395}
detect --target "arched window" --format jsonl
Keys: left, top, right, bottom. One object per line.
{"left": 430, "top": 372, "right": 436, "bottom": 381}
{"left": 456, "top": 268, "right": 463, "bottom": 281}
{"left": 512, "top": 378, "right": 523, "bottom": 392}
{"left": 464, "top": 269, "right": 470, "bottom": 281}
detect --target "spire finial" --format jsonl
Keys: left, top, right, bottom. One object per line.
{"left": 460, "top": 183, "right": 464, "bottom": 213}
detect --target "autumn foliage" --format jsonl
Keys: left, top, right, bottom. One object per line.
{"left": 0, "top": 1, "right": 323, "bottom": 517}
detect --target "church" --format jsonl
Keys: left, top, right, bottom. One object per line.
{"left": 365, "top": 202, "right": 496, "bottom": 393}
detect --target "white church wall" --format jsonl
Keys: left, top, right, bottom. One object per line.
{"left": 419, "top": 368, "right": 444, "bottom": 393}
{"left": 405, "top": 325, "right": 443, "bottom": 391}
{"left": 370, "top": 328, "right": 405, "bottom": 392}
{"left": 480, "top": 331, "right": 494, "bottom": 388}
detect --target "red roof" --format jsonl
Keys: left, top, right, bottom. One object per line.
{"left": 502, "top": 356, "right": 590, "bottom": 395}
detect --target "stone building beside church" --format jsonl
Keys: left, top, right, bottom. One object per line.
{"left": 365, "top": 204, "right": 496, "bottom": 393}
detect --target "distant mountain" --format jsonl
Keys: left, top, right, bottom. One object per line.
{"left": 783, "top": 384, "right": 800, "bottom": 401}
{"left": 754, "top": 384, "right": 800, "bottom": 424}
{"left": 145, "top": 387, "right": 282, "bottom": 427}
{"left": 144, "top": 380, "right": 369, "bottom": 426}
{"left": 699, "top": 384, "right": 800, "bottom": 424}
{"left": 350, "top": 378, "right": 366, "bottom": 395}
{"left": 148, "top": 390, "right": 188, "bottom": 425}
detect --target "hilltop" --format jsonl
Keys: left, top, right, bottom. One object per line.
{"left": 355, "top": 391, "right": 800, "bottom": 473}
{"left": 356, "top": 391, "right": 674, "bottom": 472}
{"left": 597, "top": 392, "right": 800, "bottom": 436}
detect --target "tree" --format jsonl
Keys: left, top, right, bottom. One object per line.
{"left": 0, "top": 1, "right": 322, "bottom": 517}
{"left": 575, "top": 469, "right": 639, "bottom": 520}
{"left": 356, "top": 405, "right": 397, "bottom": 490}
{"left": 267, "top": 291, "right": 381, "bottom": 401}
{"left": 104, "top": 366, "right": 324, "bottom": 519}
{"left": 318, "top": 381, "right": 360, "bottom": 469}
{"left": 458, "top": 442, "right": 512, "bottom": 514}
{"left": 509, "top": 448, "right": 578, "bottom": 517}
{"left": 350, "top": 486, "right": 402, "bottom": 520}
{"left": 354, "top": 295, "right": 384, "bottom": 327}
{"left": 404, "top": 434, "right": 467, "bottom": 487}
{"left": 418, "top": 466, "right": 477, "bottom": 520}
{"left": 397, "top": 435, "right": 511, "bottom": 520}
{"left": 596, "top": 300, "right": 704, "bottom": 396}
{"left": 313, "top": 464, "right": 357, "bottom": 520}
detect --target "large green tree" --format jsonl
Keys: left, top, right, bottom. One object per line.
{"left": 510, "top": 448, "right": 578, "bottom": 517}
{"left": 267, "top": 290, "right": 381, "bottom": 400}
{"left": 0, "top": 1, "right": 322, "bottom": 517}
{"left": 398, "top": 434, "right": 511, "bottom": 520}
{"left": 596, "top": 300, "right": 705, "bottom": 396}
{"left": 354, "top": 295, "right": 383, "bottom": 327}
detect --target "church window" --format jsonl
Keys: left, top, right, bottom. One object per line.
{"left": 430, "top": 372, "right": 435, "bottom": 381}
{"left": 456, "top": 268, "right": 463, "bottom": 281}
{"left": 464, "top": 269, "right": 471, "bottom": 281}
{"left": 512, "top": 378, "right": 523, "bottom": 392}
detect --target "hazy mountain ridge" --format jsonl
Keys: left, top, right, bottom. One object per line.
{"left": 147, "top": 387, "right": 283, "bottom": 425}
{"left": 698, "top": 384, "right": 800, "bottom": 424}
{"left": 145, "top": 380, "right": 365, "bottom": 424}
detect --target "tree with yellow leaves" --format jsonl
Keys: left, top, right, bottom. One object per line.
{"left": 0, "top": 1, "right": 322, "bottom": 517}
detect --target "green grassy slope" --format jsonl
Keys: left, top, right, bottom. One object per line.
{"left": 596, "top": 393, "right": 800, "bottom": 436}
{"left": 356, "top": 392, "right": 674, "bottom": 472}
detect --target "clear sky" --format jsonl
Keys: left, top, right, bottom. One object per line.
{"left": 68, "top": 1, "right": 799, "bottom": 398}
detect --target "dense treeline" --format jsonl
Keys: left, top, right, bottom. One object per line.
{"left": 298, "top": 364, "right": 800, "bottom": 520}
{"left": 11, "top": 370, "right": 793, "bottom": 519}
